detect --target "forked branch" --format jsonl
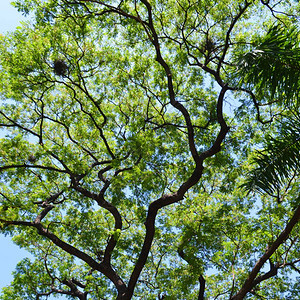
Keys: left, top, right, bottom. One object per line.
{"left": 231, "top": 204, "right": 300, "bottom": 300}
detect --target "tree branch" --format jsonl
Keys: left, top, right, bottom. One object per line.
{"left": 231, "top": 204, "right": 300, "bottom": 300}
{"left": 0, "top": 164, "right": 70, "bottom": 175}
{"left": 198, "top": 274, "right": 206, "bottom": 300}
{"left": 0, "top": 217, "right": 127, "bottom": 296}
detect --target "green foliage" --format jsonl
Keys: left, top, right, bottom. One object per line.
{"left": 243, "top": 112, "right": 300, "bottom": 197}
{"left": 0, "top": 0, "right": 299, "bottom": 299}
{"left": 235, "top": 23, "right": 300, "bottom": 102}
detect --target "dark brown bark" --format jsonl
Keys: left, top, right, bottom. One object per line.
{"left": 0, "top": 2, "right": 239, "bottom": 299}
{"left": 198, "top": 275, "right": 206, "bottom": 300}
{"left": 116, "top": 8, "right": 229, "bottom": 292}
{"left": 0, "top": 218, "right": 127, "bottom": 296}
{"left": 231, "top": 205, "right": 300, "bottom": 300}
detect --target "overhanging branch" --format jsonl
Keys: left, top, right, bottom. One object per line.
{"left": 231, "top": 204, "right": 300, "bottom": 300}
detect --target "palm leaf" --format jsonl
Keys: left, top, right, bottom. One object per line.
{"left": 242, "top": 114, "right": 300, "bottom": 195}
{"left": 235, "top": 23, "right": 300, "bottom": 102}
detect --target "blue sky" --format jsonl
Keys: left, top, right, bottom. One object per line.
{"left": 0, "top": 0, "right": 30, "bottom": 292}
{"left": 0, "top": 1, "right": 48, "bottom": 297}
{"left": 0, "top": 1, "right": 27, "bottom": 34}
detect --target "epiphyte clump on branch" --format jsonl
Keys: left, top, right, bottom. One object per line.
{"left": 53, "top": 59, "right": 68, "bottom": 76}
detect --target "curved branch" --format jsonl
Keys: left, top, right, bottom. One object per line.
{"left": 217, "top": 1, "right": 252, "bottom": 74}
{"left": 0, "top": 110, "right": 42, "bottom": 140}
{"left": 123, "top": 8, "right": 230, "bottom": 295}
{"left": 139, "top": 0, "right": 201, "bottom": 166}
{"left": 232, "top": 87, "right": 275, "bottom": 124}
{"left": 0, "top": 164, "right": 70, "bottom": 174}
{"left": 34, "top": 205, "right": 55, "bottom": 224}
{"left": 252, "top": 259, "right": 279, "bottom": 287}
{"left": 231, "top": 204, "right": 300, "bottom": 300}
{"left": 0, "top": 217, "right": 127, "bottom": 296}
{"left": 60, "top": 278, "right": 88, "bottom": 300}
{"left": 125, "top": 163, "right": 203, "bottom": 299}
{"left": 177, "top": 248, "right": 206, "bottom": 300}
{"left": 71, "top": 180, "right": 123, "bottom": 267}
{"left": 199, "top": 85, "right": 230, "bottom": 160}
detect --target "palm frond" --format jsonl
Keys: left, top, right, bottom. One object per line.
{"left": 235, "top": 23, "right": 300, "bottom": 102}
{"left": 242, "top": 114, "right": 300, "bottom": 195}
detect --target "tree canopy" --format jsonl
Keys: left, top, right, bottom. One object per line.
{"left": 0, "top": 0, "right": 299, "bottom": 299}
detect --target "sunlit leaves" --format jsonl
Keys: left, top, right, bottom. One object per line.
{"left": 0, "top": 0, "right": 299, "bottom": 299}
{"left": 243, "top": 113, "right": 300, "bottom": 197}
{"left": 235, "top": 23, "right": 300, "bottom": 103}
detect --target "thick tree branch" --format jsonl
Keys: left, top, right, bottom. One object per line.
{"left": 61, "top": 278, "right": 88, "bottom": 300}
{"left": 34, "top": 205, "right": 55, "bottom": 224}
{"left": 0, "top": 164, "right": 70, "bottom": 174}
{"left": 199, "top": 85, "right": 230, "bottom": 160}
{"left": 138, "top": 0, "right": 201, "bottom": 166}
{"left": 125, "top": 167, "right": 204, "bottom": 298}
{"left": 252, "top": 259, "right": 279, "bottom": 287}
{"left": 71, "top": 176, "right": 123, "bottom": 263}
{"left": 125, "top": 84, "right": 229, "bottom": 297}
{"left": 0, "top": 218, "right": 127, "bottom": 296}
{"left": 231, "top": 205, "right": 300, "bottom": 300}
{"left": 122, "top": 6, "right": 230, "bottom": 294}
{"left": 198, "top": 275, "right": 206, "bottom": 300}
